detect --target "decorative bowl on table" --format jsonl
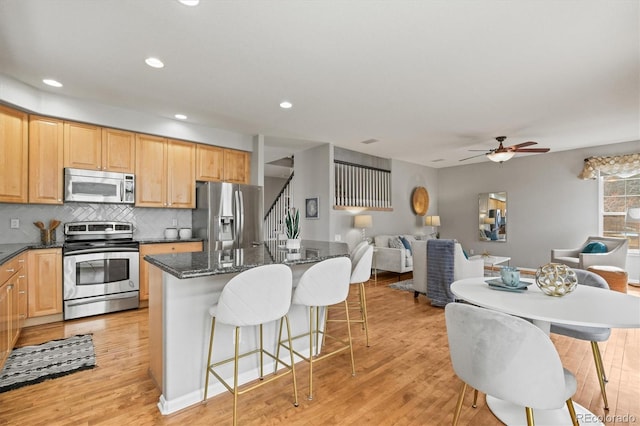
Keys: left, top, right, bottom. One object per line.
{"left": 535, "top": 263, "right": 577, "bottom": 297}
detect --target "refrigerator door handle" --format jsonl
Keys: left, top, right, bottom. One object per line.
{"left": 237, "top": 190, "right": 245, "bottom": 246}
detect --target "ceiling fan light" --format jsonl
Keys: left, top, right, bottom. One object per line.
{"left": 487, "top": 151, "right": 515, "bottom": 163}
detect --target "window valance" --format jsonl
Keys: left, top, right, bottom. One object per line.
{"left": 578, "top": 152, "right": 640, "bottom": 179}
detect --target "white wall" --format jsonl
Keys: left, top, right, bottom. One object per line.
{"left": 438, "top": 140, "right": 640, "bottom": 281}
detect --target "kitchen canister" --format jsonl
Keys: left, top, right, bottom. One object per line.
{"left": 164, "top": 228, "right": 178, "bottom": 239}
{"left": 179, "top": 228, "right": 192, "bottom": 239}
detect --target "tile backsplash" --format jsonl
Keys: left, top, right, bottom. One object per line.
{"left": 0, "top": 203, "right": 191, "bottom": 243}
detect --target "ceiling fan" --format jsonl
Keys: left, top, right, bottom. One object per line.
{"left": 460, "top": 136, "right": 550, "bottom": 163}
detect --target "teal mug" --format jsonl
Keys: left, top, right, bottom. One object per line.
{"left": 500, "top": 266, "right": 520, "bottom": 287}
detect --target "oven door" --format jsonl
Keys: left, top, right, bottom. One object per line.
{"left": 63, "top": 251, "right": 139, "bottom": 301}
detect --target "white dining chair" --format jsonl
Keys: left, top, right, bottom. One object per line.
{"left": 203, "top": 264, "right": 298, "bottom": 426}
{"left": 445, "top": 302, "right": 579, "bottom": 426}
{"left": 551, "top": 268, "right": 611, "bottom": 410}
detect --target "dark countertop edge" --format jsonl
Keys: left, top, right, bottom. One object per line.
{"left": 0, "top": 242, "right": 65, "bottom": 264}
{"left": 145, "top": 251, "right": 349, "bottom": 279}
{"left": 0, "top": 238, "right": 204, "bottom": 264}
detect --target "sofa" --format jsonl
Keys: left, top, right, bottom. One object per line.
{"left": 373, "top": 234, "right": 423, "bottom": 274}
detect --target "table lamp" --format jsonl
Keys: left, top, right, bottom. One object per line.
{"left": 425, "top": 215, "right": 440, "bottom": 238}
{"left": 354, "top": 215, "right": 373, "bottom": 241}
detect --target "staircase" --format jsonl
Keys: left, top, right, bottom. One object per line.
{"left": 264, "top": 172, "right": 294, "bottom": 241}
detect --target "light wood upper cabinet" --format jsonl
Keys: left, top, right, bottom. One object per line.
{"left": 135, "top": 134, "right": 168, "bottom": 207}
{"left": 102, "top": 128, "right": 136, "bottom": 173}
{"left": 29, "top": 116, "right": 64, "bottom": 204}
{"left": 167, "top": 139, "right": 196, "bottom": 208}
{"left": 27, "top": 249, "right": 62, "bottom": 318}
{"left": 196, "top": 144, "right": 224, "bottom": 181}
{"left": 135, "top": 135, "right": 195, "bottom": 208}
{"left": 0, "top": 105, "right": 28, "bottom": 203}
{"left": 139, "top": 241, "right": 203, "bottom": 301}
{"left": 64, "top": 122, "right": 102, "bottom": 170}
{"left": 224, "top": 149, "right": 250, "bottom": 184}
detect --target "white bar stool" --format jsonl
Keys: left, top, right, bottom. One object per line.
{"left": 203, "top": 264, "right": 298, "bottom": 426}
{"left": 276, "top": 256, "right": 355, "bottom": 400}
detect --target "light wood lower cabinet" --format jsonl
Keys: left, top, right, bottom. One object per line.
{"left": 27, "top": 249, "right": 62, "bottom": 317}
{"left": 0, "top": 253, "right": 27, "bottom": 369}
{"left": 139, "top": 241, "right": 203, "bottom": 301}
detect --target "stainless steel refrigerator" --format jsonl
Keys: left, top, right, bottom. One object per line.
{"left": 192, "top": 181, "right": 264, "bottom": 251}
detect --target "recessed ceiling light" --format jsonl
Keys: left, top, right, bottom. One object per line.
{"left": 279, "top": 101, "right": 293, "bottom": 109}
{"left": 42, "top": 79, "right": 63, "bottom": 88}
{"left": 178, "top": 0, "right": 199, "bottom": 5}
{"left": 145, "top": 57, "right": 164, "bottom": 68}
{"left": 174, "top": 114, "right": 187, "bottom": 120}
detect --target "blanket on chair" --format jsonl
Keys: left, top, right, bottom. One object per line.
{"left": 426, "top": 239, "right": 455, "bottom": 307}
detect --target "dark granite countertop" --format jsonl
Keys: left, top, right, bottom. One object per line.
{"left": 144, "top": 240, "right": 350, "bottom": 279}
{"left": 0, "top": 242, "right": 65, "bottom": 264}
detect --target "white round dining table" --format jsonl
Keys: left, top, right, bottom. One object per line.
{"left": 450, "top": 277, "right": 640, "bottom": 426}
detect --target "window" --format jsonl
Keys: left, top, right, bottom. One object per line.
{"left": 601, "top": 173, "right": 640, "bottom": 251}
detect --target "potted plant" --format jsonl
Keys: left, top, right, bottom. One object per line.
{"left": 285, "top": 208, "right": 301, "bottom": 250}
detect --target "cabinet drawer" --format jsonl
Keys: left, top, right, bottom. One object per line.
{"left": 141, "top": 241, "right": 203, "bottom": 255}
{"left": 0, "top": 254, "right": 25, "bottom": 284}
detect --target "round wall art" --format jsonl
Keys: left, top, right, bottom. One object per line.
{"left": 411, "top": 186, "right": 429, "bottom": 216}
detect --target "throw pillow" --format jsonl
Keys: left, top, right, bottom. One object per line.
{"left": 582, "top": 241, "right": 608, "bottom": 254}
{"left": 389, "top": 236, "right": 404, "bottom": 250}
{"left": 399, "top": 236, "right": 412, "bottom": 254}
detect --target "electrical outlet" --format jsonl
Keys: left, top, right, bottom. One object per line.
{"left": 172, "top": 219, "right": 178, "bottom": 226}
{"left": 10, "top": 218, "right": 19, "bottom": 229}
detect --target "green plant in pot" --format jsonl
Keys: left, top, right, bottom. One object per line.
{"left": 285, "top": 208, "right": 300, "bottom": 250}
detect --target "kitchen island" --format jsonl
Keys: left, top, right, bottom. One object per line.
{"left": 144, "top": 240, "right": 350, "bottom": 415}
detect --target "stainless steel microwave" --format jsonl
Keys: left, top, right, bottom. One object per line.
{"left": 64, "top": 168, "right": 135, "bottom": 204}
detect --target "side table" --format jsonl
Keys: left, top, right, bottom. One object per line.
{"left": 469, "top": 255, "right": 511, "bottom": 276}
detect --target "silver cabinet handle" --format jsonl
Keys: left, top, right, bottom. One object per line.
{"left": 6, "top": 268, "right": 15, "bottom": 273}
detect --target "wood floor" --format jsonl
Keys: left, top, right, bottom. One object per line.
{"left": 1, "top": 273, "right": 638, "bottom": 426}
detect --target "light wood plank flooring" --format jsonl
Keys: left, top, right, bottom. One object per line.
{"left": 1, "top": 273, "right": 638, "bottom": 425}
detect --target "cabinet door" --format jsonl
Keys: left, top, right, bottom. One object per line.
{"left": 102, "top": 128, "right": 135, "bottom": 173}
{"left": 196, "top": 144, "right": 224, "bottom": 181}
{"left": 0, "top": 282, "right": 10, "bottom": 368}
{"left": 139, "top": 242, "right": 203, "bottom": 301}
{"left": 29, "top": 116, "right": 65, "bottom": 204}
{"left": 0, "top": 105, "right": 28, "bottom": 203}
{"left": 64, "top": 121, "right": 102, "bottom": 170}
{"left": 27, "top": 249, "right": 62, "bottom": 317}
{"left": 135, "top": 134, "right": 167, "bottom": 207}
{"left": 167, "top": 139, "right": 196, "bottom": 208}
{"left": 223, "top": 149, "right": 250, "bottom": 184}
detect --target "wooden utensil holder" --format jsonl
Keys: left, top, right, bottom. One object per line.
{"left": 41, "top": 229, "right": 56, "bottom": 245}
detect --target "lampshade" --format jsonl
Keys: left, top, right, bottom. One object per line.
{"left": 425, "top": 215, "right": 440, "bottom": 227}
{"left": 487, "top": 151, "right": 516, "bottom": 163}
{"left": 354, "top": 214, "right": 373, "bottom": 229}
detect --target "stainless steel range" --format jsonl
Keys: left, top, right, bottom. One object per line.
{"left": 63, "top": 221, "right": 139, "bottom": 320}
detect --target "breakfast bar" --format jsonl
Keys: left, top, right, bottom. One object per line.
{"left": 144, "top": 240, "right": 349, "bottom": 415}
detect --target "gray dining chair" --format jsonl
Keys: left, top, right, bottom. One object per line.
{"left": 550, "top": 268, "right": 611, "bottom": 410}
{"left": 445, "top": 302, "right": 579, "bottom": 426}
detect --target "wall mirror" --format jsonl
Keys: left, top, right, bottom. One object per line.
{"left": 478, "top": 192, "right": 507, "bottom": 242}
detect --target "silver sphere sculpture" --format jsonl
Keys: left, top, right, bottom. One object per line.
{"left": 535, "top": 263, "right": 578, "bottom": 297}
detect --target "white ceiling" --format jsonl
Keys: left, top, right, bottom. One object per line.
{"left": 0, "top": 0, "right": 638, "bottom": 169}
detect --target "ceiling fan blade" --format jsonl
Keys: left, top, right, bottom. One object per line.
{"left": 513, "top": 148, "right": 550, "bottom": 153}
{"left": 509, "top": 141, "right": 538, "bottom": 149}
{"left": 459, "top": 153, "right": 488, "bottom": 161}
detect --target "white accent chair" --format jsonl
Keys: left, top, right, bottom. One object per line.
{"left": 278, "top": 257, "right": 355, "bottom": 400}
{"left": 550, "top": 268, "right": 611, "bottom": 410}
{"left": 411, "top": 241, "right": 484, "bottom": 299}
{"left": 551, "top": 236, "right": 628, "bottom": 269}
{"left": 203, "top": 264, "right": 298, "bottom": 426}
{"left": 372, "top": 234, "right": 417, "bottom": 274}
{"left": 445, "top": 303, "right": 579, "bottom": 426}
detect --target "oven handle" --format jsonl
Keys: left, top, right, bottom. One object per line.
{"left": 64, "top": 247, "right": 139, "bottom": 255}
{"left": 65, "top": 292, "right": 138, "bottom": 307}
